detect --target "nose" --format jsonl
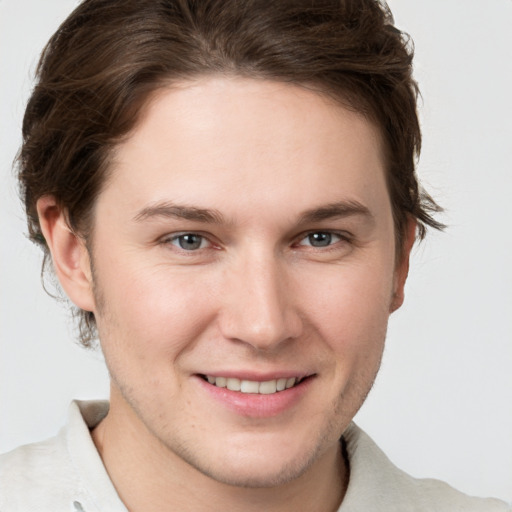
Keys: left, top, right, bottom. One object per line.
{"left": 218, "top": 251, "right": 303, "bottom": 351}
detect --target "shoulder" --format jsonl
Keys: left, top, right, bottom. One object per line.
{"left": 340, "top": 423, "right": 511, "bottom": 512}
{"left": 0, "top": 400, "right": 123, "bottom": 512}
{"left": 0, "top": 429, "right": 83, "bottom": 510}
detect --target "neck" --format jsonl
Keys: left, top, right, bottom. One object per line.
{"left": 91, "top": 391, "right": 349, "bottom": 512}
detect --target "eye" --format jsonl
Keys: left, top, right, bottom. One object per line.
{"left": 298, "top": 231, "right": 344, "bottom": 248}
{"left": 167, "top": 233, "right": 209, "bottom": 251}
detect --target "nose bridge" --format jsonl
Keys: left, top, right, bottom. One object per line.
{"left": 220, "top": 245, "right": 302, "bottom": 350}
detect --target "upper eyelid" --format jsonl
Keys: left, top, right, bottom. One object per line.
{"left": 295, "top": 229, "right": 352, "bottom": 242}
{"left": 159, "top": 231, "right": 220, "bottom": 252}
{"left": 161, "top": 231, "right": 210, "bottom": 241}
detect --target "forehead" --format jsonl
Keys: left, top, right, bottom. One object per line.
{"left": 100, "top": 77, "right": 389, "bottom": 226}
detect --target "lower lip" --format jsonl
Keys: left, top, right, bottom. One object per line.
{"left": 195, "top": 376, "right": 314, "bottom": 418}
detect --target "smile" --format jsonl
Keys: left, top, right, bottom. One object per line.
{"left": 201, "top": 375, "right": 305, "bottom": 395}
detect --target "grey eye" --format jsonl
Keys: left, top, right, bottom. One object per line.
{"left": 173, "top": 233, "right": 205, "bottom": 250}
{"left": 306, "top": 232, "right": 334, "bottom": 247}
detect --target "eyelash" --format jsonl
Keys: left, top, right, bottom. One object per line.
{"left": 162, "top": 232, "right": 214, "bottom": 252}
{"left": 294, "top": 231, "right": 350, "bottom": 249}
{"left": 160, "top": 230, "right": 351, "bottom": 253}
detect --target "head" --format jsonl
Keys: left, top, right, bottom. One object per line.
{"left": 19, "top": 0, "right": 442, "bottom": 346}
{"left": 18, "top": 0, "right": 443, "bottom": 493}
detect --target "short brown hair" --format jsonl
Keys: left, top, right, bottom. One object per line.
{"left": 18, "top": 0, "right": 443, "bottom": 346}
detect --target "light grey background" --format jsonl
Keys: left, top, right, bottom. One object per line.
{"left": 1, "top": 0, "right": 511, "bottom": 503}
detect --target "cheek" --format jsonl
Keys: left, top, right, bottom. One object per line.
{"left": 300, "top": 259, "right": 393, "bottom": 370}
{"left": 304, "top": 259, "right": 393, "bottom": 330}
{"left": 93, "top": 261, "right": 218, "bottom": 364}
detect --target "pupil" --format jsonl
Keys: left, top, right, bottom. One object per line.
{"left": 309, "top": 232, "right": 331, "bottom": 247}
{"left": 179, "top": 234, "right": 202, "bottom": 250}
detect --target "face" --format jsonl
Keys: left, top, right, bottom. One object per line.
{"left": 85, "top": 78, "right": 408, "bottom": 487}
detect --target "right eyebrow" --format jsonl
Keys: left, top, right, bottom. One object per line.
{"left": 132, "top": 201, "right": 225, "bottom": 224}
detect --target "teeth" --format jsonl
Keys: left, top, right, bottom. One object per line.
{"left": 286, "top": 377, "right": 296, "bottom": 389}
{"left": 276, "top": 378, "right": 287, "bottom": 391}
{"left": 259, "top": 380, "right": 277, "bottom": 394}
{"left": 205, "top": 375, "right": 302, "bottom": 394}
{"left": 226, "top": 378, "right": 241, "bottom": 391}
{"left": 215, "top": 376, "right": 227, "bottom": 388}
{"left": 241, "top": 380, "right": 259, "bottom": 393}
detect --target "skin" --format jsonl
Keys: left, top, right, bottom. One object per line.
{"left": 38, "top": 77, "right": 415, "bottom": 512}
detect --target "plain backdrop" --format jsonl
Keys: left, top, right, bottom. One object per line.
{"left": 1, "top": 0, "right": 511, "bottom": 503}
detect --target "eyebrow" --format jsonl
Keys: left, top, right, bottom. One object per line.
{"left": 133, "top": 202, "right": 225, "bottom": 224}
{"left": 298, "top": 200, "right": 374, "bottom": 225}
{"left": 133, "top": 199, "right": 374, "bottom": 226}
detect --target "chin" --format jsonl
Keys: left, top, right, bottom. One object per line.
{"left": 191, "top": 450, "right": 320, "bottom": 489}
{"left": 169, "top": 428, "right": 332, "bottom": 489}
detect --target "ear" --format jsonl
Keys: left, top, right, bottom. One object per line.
{"left": 390, "top": 217, "right": 417, "bottom": 313}
{"left": 37, "top": 196, "right": 96, "bottom": 313}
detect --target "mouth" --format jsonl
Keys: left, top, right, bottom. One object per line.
{"left": 199, "top": 375, "right": 309, "bottom": 395}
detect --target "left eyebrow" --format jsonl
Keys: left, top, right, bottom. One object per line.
{"left": 297, "top": 200, "right": 375, "bottom": 225}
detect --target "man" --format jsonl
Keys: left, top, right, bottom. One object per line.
{"left": 0, "top": 1, "right": 510, "bottom": 510}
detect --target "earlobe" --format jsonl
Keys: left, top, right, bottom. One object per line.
{"left": 37, "top": 196, "right": 96, "bottom": 313}
{"left": 390, "top": 218, "right": 417, "bottom": 313}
